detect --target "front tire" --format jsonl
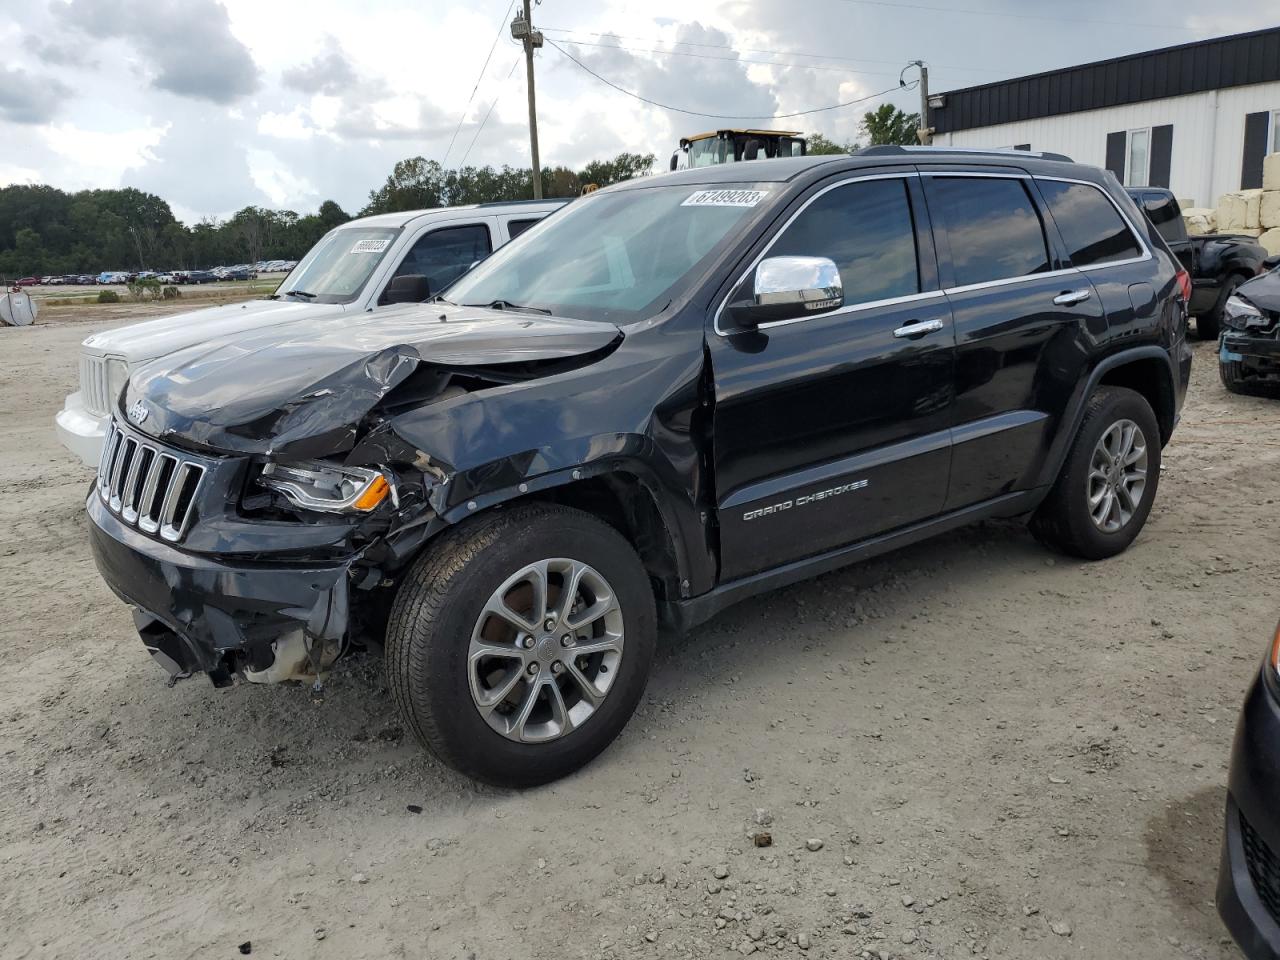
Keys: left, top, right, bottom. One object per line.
{"left": 1220, "top": 355, "right": 1280, "bottom": 398}
{"left": 1030, "top": 386, "right": 1161, "bottom": 560}
{"left": 386, "top": 503, "right": 656, "bottom": 787}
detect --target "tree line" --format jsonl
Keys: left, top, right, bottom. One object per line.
{"left": 0, "top": 99, "right": 920, "bottom": 279}
{"left": 0, "top": 152, "right": 655, "bottom": 279}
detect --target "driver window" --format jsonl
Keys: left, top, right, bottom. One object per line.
{"left": 769, "top": 178, "right": 920, "bottom": 307}
{"left": 390, "top": 224, "right": 493, "bottom": 295}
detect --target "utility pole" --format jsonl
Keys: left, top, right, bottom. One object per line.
{"left": 511, "top": 0, "right": 544, "bottom": 199}
{"left": 905, "top": 60, "right": 934, "bottom": 146}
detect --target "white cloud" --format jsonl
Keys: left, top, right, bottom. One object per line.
{"left": 0, "top": 0, "right": 1273, "bottom": 222}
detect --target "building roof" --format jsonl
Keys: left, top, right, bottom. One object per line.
{"left": 933, "top": 26, "right": 1280, "bottom": 134}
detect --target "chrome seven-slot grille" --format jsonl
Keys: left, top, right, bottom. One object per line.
{"left": 80, "top": 354, "right": 112, "bottom": 417}
{"left": 97, "top": 419, "right": 206, "bottom": 543}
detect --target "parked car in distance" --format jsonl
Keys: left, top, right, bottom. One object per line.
{"left": 1127, "top": 187, "right": 1270, "bottom": 339}
{"left": 87, "top": 148, "right": 1191, "bottom": 786}
{"left": 1219, "top": 258, "right": 1280, "bottom": 398}
{"left": 15, "top": 277, "right": 39, "bottom": 286}
{"left": 1217, "top": 620, "right": 1280, "bottom": 960}
{"left": 186, "top": 270, "right": 216, "bottom": 284}
{"left": 55, "top": 198, "right": 568, "bottom": 465}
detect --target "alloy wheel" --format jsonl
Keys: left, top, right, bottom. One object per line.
{"left": 1087, "top": 418, "right": 1148, "bottom": 534}
{"left": 468, "top": 558, "right": 624, "bottom": 743}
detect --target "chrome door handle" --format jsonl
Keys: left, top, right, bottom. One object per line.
{"left": 893, "top": 318, "right": 945, "bottom": 339}
{"left": 1053, "top": 289, "right": 1092, "bottom": 307}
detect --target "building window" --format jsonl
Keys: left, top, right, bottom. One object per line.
{"left": 1125, "top": 128, "right": 1150, "bottom": 187}
{"left": 1273, "top": 110, "right": 1280, "bottom": 154}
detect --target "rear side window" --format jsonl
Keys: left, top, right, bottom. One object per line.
{"left": 507, "top": 218, "right": 541, "bottom": 239}
{"left": 1140, "top": 194, "right": 1183, "bottom": 245}
{"left": 1039, "top": 180, "right": 1143, "bottom": 267}
{"left": 930, "top": 177, "right": 1050, "bottom": 287}
{"left": 768, "top": 178, "right": 919, "bottom": 306}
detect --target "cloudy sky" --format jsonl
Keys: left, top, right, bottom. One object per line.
{"left": 0, "top": 0, "right": 1274, "bottom": 223}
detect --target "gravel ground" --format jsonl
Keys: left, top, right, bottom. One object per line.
{"left": 2, "top": 311, "right": 1277, "bottom": 960}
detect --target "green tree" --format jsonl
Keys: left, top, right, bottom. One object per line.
{"left": 805, "top": 133, "right": 860, "bottom": 155}
{"left": 860, "top": 104, "right": 921, "bottom": 146}
{"left": 578, "top": 152, "right": 655, "bottom": 188}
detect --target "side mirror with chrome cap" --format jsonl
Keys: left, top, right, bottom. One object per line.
{"left": 727, "top": 256, "right": 843, "bottom": 329}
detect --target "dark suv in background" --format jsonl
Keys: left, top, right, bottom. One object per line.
{"left": 89, "top": 147, "right": 1191, "bottom": 785}
{"left": 1127, "top": 187, "right": 1269, "bottom": 339}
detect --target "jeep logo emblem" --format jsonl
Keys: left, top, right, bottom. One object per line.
{"left": 126, "top": 399, "right": 149, "bottom": 424}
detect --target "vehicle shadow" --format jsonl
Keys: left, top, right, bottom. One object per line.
{"left": 82, "top": 516, "right": 1047, "bottom": 807}
{"left": 1143, "top": 785, "right": 1240, "bottom": 955}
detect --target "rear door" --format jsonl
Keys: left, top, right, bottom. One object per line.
{"left": 921, "top": 170, "right": 1107, "bottom": 510}
{"left": 710, "top": 170, "right": 955, "bottom": 580}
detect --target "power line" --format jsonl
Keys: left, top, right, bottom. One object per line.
{"left": 832, "top": 0, "right": 1201, "bottom": 30}
{"left": 547, "top": 38, "right": 913, "bottom": 120}
{"left": 457, "top": 58, "right": 522, "bottom": 169}
{"left": 443, "top": 0, "right": 516, "bottom": 168}
{"left": 540, "top": 26, "right": 1002, "bottom": 75}
{"left": 554, "top": 36, "right": 904, "bottom": 78}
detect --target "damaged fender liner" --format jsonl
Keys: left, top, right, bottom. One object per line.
{"left": 88, "top": 494, "right": 354, "bottom": 685}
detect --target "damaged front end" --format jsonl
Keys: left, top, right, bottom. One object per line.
{"left": 87, "top": 303, "right": 623, "bottom": 687}
{"left": 1221, "top": 270, "right": 1280, "bottom": 388}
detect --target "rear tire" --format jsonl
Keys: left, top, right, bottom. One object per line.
{"left": 1030, "top": 386, "right": 1161, "bottom": 560}
{"left": 1197, "top": 275, "right": 1244, "bottom": 340}
{"left": 386, "top": 503, "right": 656, "bottom": 787}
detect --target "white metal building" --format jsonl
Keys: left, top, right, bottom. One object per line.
{"left": 932, "top": 27, "right": 1280, "bottom": 209}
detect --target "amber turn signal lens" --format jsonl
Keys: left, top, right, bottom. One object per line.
{"left": 354, "top": 475, "right": 390, "bottom": 511}
{"left": 1271, "top": 621, "right": 1280, "bottom": 676}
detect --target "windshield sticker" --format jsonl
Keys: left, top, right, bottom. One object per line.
{"left": 350, "top": 238, "right": 391, "bottom": 254}
{"left": 682, "top": 189, "right": 769, "bottom": 208}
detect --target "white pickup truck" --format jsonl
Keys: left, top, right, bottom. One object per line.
{"left": 55, "top": 199, "right": 567, "bottom": 465}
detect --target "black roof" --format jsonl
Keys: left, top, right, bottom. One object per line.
{"left": 933, "top": 26, "right": 1280, "bottom": 134}
{"left": 614, "top": 148, "right": 1105, "bottom": 195}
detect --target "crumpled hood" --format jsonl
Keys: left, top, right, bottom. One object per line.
{"left": 1239, "top": 268, "right": 1280, "bottom": 315}
{"left": 123, "top": 302, "right": 622, "bottom": 458}
{"left": 83, "top": 298, "right": 343, "bottom": 362}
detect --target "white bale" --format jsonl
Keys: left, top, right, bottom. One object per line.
{"left": 1218, "top": 193, "right": 1248, "bottom": 232}
{"left": 1259, "top": 228, "right": 1280, "bottom": 257}
{"left": 1264, "top": 153, "right": 1280, "bottom": 193}
{"left": 1242, "top": 189, "right": 1264, "bottom": 229}
{"left": 1261, "top": 192, "right": 1280, "bottom": 230}
{"left": 1182, "top": 207, "right": 1217, "bottom": 236}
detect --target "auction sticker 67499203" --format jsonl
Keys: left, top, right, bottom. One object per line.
{"left": 682, "top": 189, "right": 769, "bottom": 208}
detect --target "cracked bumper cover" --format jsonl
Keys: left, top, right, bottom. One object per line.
{"left": 1222, "top": 331, "right": 1280, "bottom": 363}
{"left": 87, "top": 491, "right": 354, "bottom": 684}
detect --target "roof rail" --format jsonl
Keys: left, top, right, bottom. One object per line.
{"left": 475, "top": 197, "right": 571, "bottom": 208}
{"left": 856, "top": 145, "right": 1074, "bottom": 163}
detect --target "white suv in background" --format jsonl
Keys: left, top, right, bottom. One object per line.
{"left": 55, "top": 200, "right": 566, "bottom": 465}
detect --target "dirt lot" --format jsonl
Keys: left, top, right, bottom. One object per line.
{"left": 2, "top": 309, "right": 1277, "bottom": 960}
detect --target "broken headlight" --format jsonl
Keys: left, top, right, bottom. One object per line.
{"left": 258, "top": 461, "right": 392, "bottom": 514}
{"left": 1223, "top": 295, "right": 1268, "bottom": 331}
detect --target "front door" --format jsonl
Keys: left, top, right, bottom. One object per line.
{"left": 379, "top": 222, "right": 494, "bottom": 305}
{"left": 709, "top": 172, "right": 955, "bottom": 581}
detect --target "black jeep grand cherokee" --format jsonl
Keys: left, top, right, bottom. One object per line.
{"left": 89, "top": 148, "right": 1192, "bottom": 786}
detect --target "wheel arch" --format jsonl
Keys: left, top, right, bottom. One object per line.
{"left": 1095, "top": 354, "right": 1177, "bottom": 446}
{"left": 432, "top": 460, "right": 706, "bottom": 606}
{"left": 1035, "top": 346, "right": 1177, "bottom": 489}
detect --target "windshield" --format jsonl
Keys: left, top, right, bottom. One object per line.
{"left": 445, "top": 184, "right": 769, "bottom": 323}
{"left": 275, "top": 226, "right": 401, "bottom": 304}
{"left": 687, "top": 137, "right": 728, "bottom": 168}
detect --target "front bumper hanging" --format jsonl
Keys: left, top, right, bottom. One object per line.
{"left": 88, "top": 493, "right": 355, "bottom": 685}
